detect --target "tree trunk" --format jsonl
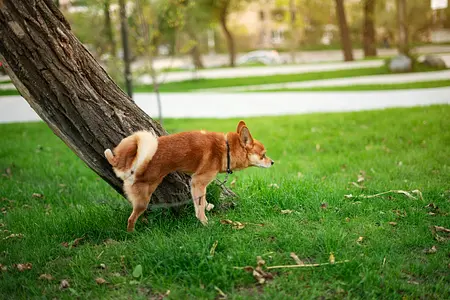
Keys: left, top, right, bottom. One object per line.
{"left": 219, "top": 1, "right": 235, "bottom": 67}
{"left": 104, "top": 0, "right": 116, "bottom": 56}
{"left": 118, "top": 0, "right": 133, "bottom": 97}
{"left": 396, "top": 0, "right": 409, "bottom": 55}
{"left": 363, "top": 0, "right": 377, "bottom": 58}
{"left": 0, "top": 0, "right": 196, "bottom": 208}
{"left": 335, "top": 0, "right": 354, "bottom": 61}
{"left": 289, "top": 0, "right": 297, "bottom": 63}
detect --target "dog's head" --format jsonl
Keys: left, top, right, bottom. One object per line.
{"left": 236, "top": 121, "right": 274, "bottom": 168}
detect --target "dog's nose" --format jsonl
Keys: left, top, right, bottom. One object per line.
{"left": 271, "top": 160, "right": 274, "bottom": 165}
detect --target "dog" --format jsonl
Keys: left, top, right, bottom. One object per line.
{"left": 104, "top": 121, "right": 273, "bottom": 232}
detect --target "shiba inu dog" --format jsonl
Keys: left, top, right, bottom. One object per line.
{"left": 105, "top": 121, "right": 273, "bottom": 231}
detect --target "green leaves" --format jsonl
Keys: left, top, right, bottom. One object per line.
{"left": 132, "top": 264, "right": 143, "bottom": 279}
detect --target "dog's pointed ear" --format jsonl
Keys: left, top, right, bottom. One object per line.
{"left": 239, "top": 126, "right": 253, "bottom": 147}
{"left": 237, "top": 120, "right": 246, "bottom": 133}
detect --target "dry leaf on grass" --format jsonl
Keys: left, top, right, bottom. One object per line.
{"left": 0, "top": 223, "right": 5, "bottom": 228}
{"left": 62, "top": 237, "right": 84, "bottom": 248}
{"left": 99, "top": 263, "right": 106, "bottom": 269}
{"left": 320, "top": 202, "right": 328, "bottom": 210}
{"left": 424, "top": 245, "right": 437, "bottom": 254}
{"left": 95, "top": 277, "right": 107, "bottom": 285}
{"left": 39, "top": 273, "right": 53, "bottom": 281}
{"left": 230, "top": 178, "right": 237, "bottom": 188}
{"left": 209, "top": 240, "right": 218, "bottom": 257}
{"left": 289, "top": 252, "right": 305, "bottom": 266}
{"left": 3, "top": 233, "right": 23, "bottom": 240}
{"left": 59, "top": 279, "right": 70, "bottom": 289}
{"left": 15, "top": 263, "right": 32, "bottom": 272}
{"left": 349, "top": 182, "right": 365, "bottom": 189}
{"left": 214, "top": 286, "right": 227, "bottom": 299}
{"left": 0, "top": 264, "right": 7, "bottom": 272}
{"left": 388, "top": 222, "right": 398, "bottom": 226}
{"left": 281, "top": 209, "right": 294, "bottom": 214}
{"left": 32, "top": 193, "right": 44, "bottom": 199}
{"left": 220, "top": 219, "right": 262, "bottom": 230}
{"left": 329, "top": 253, "right": 335, "bottom": 264}
{"left": 356, "top": 236, "right": 364, "bottom": 243}
{"left": 2, "top": 167, "right": 12, "bottom": 178}
{"left": 268, "top": 183, "right": 279, "bottom": 189}
{"left": 357, "top": 171, "right": 365, "bottom": 183}
{"left": 434, "top": 226, "right": 450, "bottom": 233}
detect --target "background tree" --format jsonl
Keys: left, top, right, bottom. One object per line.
{"left": 103, "top": 0, "right": 117, "bottom": 56}
{"left": 119, "top": 0, "right": 133, "bottom": 97}
{"left": 363, "top": 0, "right": 377, "bottom": 57}
{"left": 396, "top": 0, "right": 408, "bottom": 55}
{"left": 335, "top": 0, "right": 354, "bottom": 61}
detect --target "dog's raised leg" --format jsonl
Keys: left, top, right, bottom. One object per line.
{"left": 124, "top": 181, "right": 159, "bottom": 232}
{"left": 191, "top": 172, "right": 217, "bottom": 225}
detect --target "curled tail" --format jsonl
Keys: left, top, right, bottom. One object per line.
{"left": 104, "top": 131, "right": 158, "bottom": 182}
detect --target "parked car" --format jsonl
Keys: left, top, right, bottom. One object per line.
{"left": 236, "top": 50, "right": 285, "bottom": 65}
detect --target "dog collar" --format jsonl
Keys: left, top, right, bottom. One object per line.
{"left": 226, "top": 139, "right": 233, "bottom": 174}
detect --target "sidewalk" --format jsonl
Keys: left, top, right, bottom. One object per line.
{"left": 1, "top": 88, "right": 449, "bottom": 123}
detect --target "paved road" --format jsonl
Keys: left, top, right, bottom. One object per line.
{"left": 201, "top": 70, "right": 450, "bottom": 92}
{"left": 1, "top": 88, "right": 449, "bottom": 123}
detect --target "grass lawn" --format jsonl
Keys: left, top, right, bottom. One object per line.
{"left": 259, "top": 80, "right": 450, "bottom": 92}
{"left": 1, "top": 106, "right": 450, "bottom": 299}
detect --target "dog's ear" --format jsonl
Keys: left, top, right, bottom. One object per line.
{"left": 239, "top": 126, "right": 253, "bottom": 147}
{"left": 237, "top": 120, "right": 246, "bottom": 133}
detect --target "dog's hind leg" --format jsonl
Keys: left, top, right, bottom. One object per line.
{"left": 124, "top": 181, "right": 160, "bottom": 232}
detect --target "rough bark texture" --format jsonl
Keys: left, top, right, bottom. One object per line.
{"left": 363, "top": 0, "right": 377, "bottom": 58}
{"left": 335, "top": 0, "right": 354, "bottom": 61}
{"left": 219, "top": 1, "right": 235, "bottom": 67}
{"left": 0, "top": 0, "right": 194, "bottom": 208}
{"left": 396, "top": 0, "right": 409, "bottom": 55}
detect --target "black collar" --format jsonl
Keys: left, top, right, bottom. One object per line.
{"left": 226, "top": 139, "right": 233, "bottom": 174}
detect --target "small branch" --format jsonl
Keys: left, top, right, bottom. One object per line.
{"left": 265, "top": 260, "right": 350, "bottom": 270}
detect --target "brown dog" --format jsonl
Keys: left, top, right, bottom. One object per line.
{"left": 104, "top": 121, "right": 273, "bottom": 231}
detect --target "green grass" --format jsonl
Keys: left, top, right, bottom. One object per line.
{"left": 1, "top": 106, "right": 450, "bottom": 299}
{"left": 260, "top": 80, "right": 450, "bottom": 92}
{"left": 135, "top": 64, "right": 443, "bottom": 93}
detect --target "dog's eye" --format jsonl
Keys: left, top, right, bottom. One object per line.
{"left": 261, "top": 154, "right": 266, "bottom": 159}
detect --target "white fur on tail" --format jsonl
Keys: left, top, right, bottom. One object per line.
{"left": 132, "top": 131, "right": 158, "bottom": 176}
{"left": 104, "top": 131, "right": 158, "bottom": 183}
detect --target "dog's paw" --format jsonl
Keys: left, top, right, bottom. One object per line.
{"left": 200, "top": 217, "right": 209, "bottom": 226}
{"left": 206, "top": 203, "right": 214, "bottom": 211}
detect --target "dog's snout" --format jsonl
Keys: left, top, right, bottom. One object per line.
{"left": 271, "top": 160, "right": 274, "bottom": 165}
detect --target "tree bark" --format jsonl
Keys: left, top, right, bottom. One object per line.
{"left": 335, "top": 0, "right": 354, "bottom": 61}
{"left": 396, "top": 0, "right": 408, "bottom": 55}
{"left": 219, "top": 0, "right": 235, "bottom": 67}
{"left": 104, "top": 0, "right": 116, "bottom": 56}
{"left": 0, "top": 0, "right": 196, "bottom": 208}
{"left": 363, "top": 0, "right": 377, "bottom": 58}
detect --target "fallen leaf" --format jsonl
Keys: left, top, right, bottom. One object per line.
{"left": 15, "top": 263, "right": 32, "bottom": 271}
{"left": 424, "top": 245, "right": 437, "bottom": 254}
{"left": 62, "top": 237, "right": 84, "bottom": 248}
{"left": 268, "top": 183, "right": 279, "bottom": 189}
{"left": 329, "top": 253, "right": 335, "bottom": 264}
{"left": 99, "top": 263, "right": 106, "bottom": 269}
{"left": 349, "top": 182, "right": 365, "bottom": 189}
{"left": 95, "top": 277, "right": 107, "bottom": 285}
{"left": 214, "top": 286, "right": 227, "bottom": 299}
{"left": 3, "top": 233, "right": 23, "bottom": 240}
{"left": 389, "top": 222, "right": 398, "bottom": 226}
{"left": 344, "top": 194, "right": 353, "bottom": 199}
{"left": 357, "top": 171, "right": 365, "bottom": 183}
{"left": 104, "top": 238, "right": 118, "bottom": 245}
{"left": 407, "top": 280, "right": 420, "bottom": 285}
{"left": 289, "top": 252, "right": 305, "bottom": 266}
{"left": 209, "top": 240, "right": 218, "bottom": 257}
{"left": 230, "top": 178, "right": 237, "bottom": 188}
{"left": 2, "top": 167, "right": 12, "bottom": 178}
{"left": 233, "top": 221, "right": 245, "bottom": 230}
{"left": 345, "top": 217, "right": 350, "bottom": 222}
{"left": 39, "top": 273, "right": 53, "bottom": 280}
{"left": 411, "top": 189, "right": 423, "bottom": 200}
{"left": 32, "top": 193, "right": 44, "bottom": 199}
{"left": 132, "top": 264, "right": 143, "bottom": 278}
{"left": 0, "top": 264, "right": 7, "bottom": 272}
{"left": 281, "top": 209, "right": 294, "bottom": 214}
{"left": 397, "top": 161, "right": 403, "bottom": 166}
{"left": 220, "top": 219, "right": 233, "bottom": 225}
{"left": 61, "top": 242, "right": 69, "bottom": 248}
{"left": 434, "top": 226, "right": 450, "bottom": 233}
{"left": 356, "top": 236, "right": 364, "bottom": 243}
{"left": 320, "top": 202, "right": 328, "bottom": 209}
{"left": 60, "top": 279, "right": 70, "bottom": 289}
{"left": 0, "top": 223, "right": 4, "bottom": 227}
{"left": 428, "top": 212, "right": 436, "bottom": 216}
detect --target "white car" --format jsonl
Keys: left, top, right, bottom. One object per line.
{"left": 237, "top": 50, "right": 285, "bottom": 65}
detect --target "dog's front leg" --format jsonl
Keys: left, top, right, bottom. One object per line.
{"left": 191, "top": 172, "right": 217, "bottom": 225}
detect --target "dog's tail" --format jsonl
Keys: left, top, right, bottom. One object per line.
{"left": 104, "top": 131, "right": 158, "bottom": 181}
